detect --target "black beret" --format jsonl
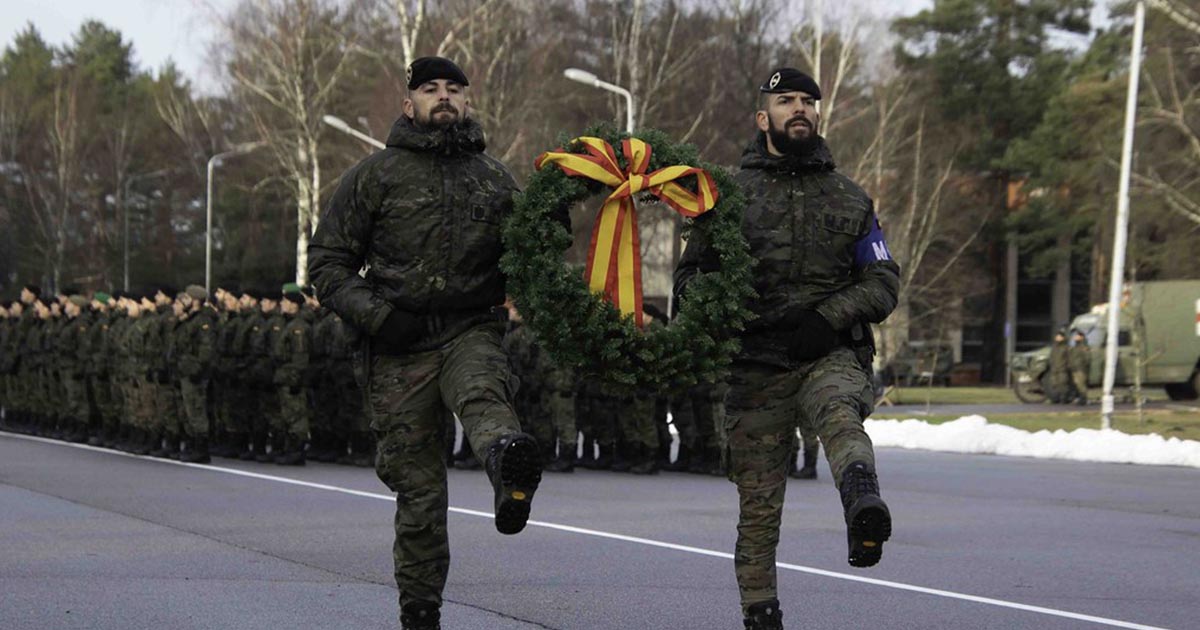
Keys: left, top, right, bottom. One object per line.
{"left": 300, "top": 285, "right": 315, "bottom": 298}
{"left": 406, "top": 56, "right": 470, "bottom": 90}
{"left": 760, "top": 67, "right": 822, "bottom": 99}
{"left": 283, "top": 292, "right": 305, "bottom": 305}
{"left": 23, "top": 284, "right": 41, "bottom": 297}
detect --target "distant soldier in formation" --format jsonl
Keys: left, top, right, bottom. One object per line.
{"left": 1069, "top": 329, "right": 1090, "bottom": 405}
{"left": 272, "top": 283, "right": 313, "bottom": 465}
{"left": 1048, "top": 328, "right": 1071, "bottom": 404}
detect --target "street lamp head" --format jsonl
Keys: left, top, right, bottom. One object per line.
{"left": 233, "top": 140, "right": 266, "bottom": 154}
{"left": 322, "top": 115, "right": 351, "bottom": 132}
{"left": 564, "top": 68, "right": 600, "bottom": 87}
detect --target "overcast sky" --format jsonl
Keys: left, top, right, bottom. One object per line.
{"left": 4, "top": 0, "right": 1109, "bottom": 95}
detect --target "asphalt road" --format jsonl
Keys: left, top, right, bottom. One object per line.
{"left": 1, "top": 431, "right": 1197, "bottom": 630}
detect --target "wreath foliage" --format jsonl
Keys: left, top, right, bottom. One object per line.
{"left": 500, "top": 124, "right": 755, "bottom": 392}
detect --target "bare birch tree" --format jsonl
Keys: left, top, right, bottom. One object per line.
{"left": 217, "top": 0, "right": 362, "bottom": 285}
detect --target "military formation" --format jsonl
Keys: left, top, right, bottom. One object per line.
{"left": 0, "top": 282, "right": 826, "bottom": 478}
{"left": 0, "top": 282, "right": 374, "bottom": 467}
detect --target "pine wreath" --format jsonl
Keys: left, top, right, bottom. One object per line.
{"left": 500, "top": 124, "right": 755, "bottom": 392}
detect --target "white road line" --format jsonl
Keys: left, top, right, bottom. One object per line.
{"left": 0, "top": 431, "right": 1174, "bottom": 630}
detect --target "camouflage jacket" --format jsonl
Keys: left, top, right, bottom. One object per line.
{"left": 88, "top": 311, "right": 115, "bottom": 378}
{"left": 229, "top": 311, "right": 260, "bottom": 372}
{"left": 0, "top": 318, "right": 13, "bottom": 373}
{"left": 147, "top": 307, "right": 177, "bottom": 381}
{"left": 675, "top": 133, "right": 899, "bottom": 363}
{"left": 308, "top": 117, "right": 518, "bottom": 350}
{"left": 1049, "top": 341, "right": 1070, "bottom": 374}
{"left": 1069, "top": 343, "right": 1090, "bottom": 372}
{"left": 272, "top": 308, "right": 313, "bottom": 388}
{"left": 60, "top": 313, "right": 92, "bottom": 378}
{"left": 176, "top": 307, "right": 218, "bottom": 380}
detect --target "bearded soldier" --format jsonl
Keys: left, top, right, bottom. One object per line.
{"left": 675, "top": 68, "right": 899, "bottom": 630}
{"left": 309, "top": 56, "right": 542, "bottom": 630}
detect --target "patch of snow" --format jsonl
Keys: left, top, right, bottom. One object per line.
{"left": 865, "top": 415, "right": 1200, "bottom": 468}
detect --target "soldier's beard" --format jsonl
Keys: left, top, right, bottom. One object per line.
{"left": 767, "top": 114, "right": 818, "bottom": 156}
{"left": 415, "top": 103, "right": 464, "bottom": 130}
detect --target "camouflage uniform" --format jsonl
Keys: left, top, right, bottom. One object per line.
{"left": 503, "top": 323, "right": 550, "bottom": 455}
{"left": 0, "top": 315, "right": 12, "bottom": 424}
{"left": 272, "top": 305, "right": 314, "bottom": 442}
{"left": 124, "top": 313, "right": 158, "bottom": 447}
{"left": 59, "top": 310, "right": 92, "bottom": 437}
{"left": 245, "top": 307, "right": 277, "bottom": 457}
{"left": 1048, "top": 337, "right": 1071, "bottom": 403}
{"left": 224, "top": 309, "right": 257, "bottom": 452}
{"left": 176, "top": 307, "right": 218, "bottom": 443}
{"left": 1069, "top": 336, "right": 1090, "bottom": 403}
{"left": 309, "top": 116, "right": 534, "bottom": 611}
{"left": 148, "top": 307, "right": 182, "bottom": 449}
{"left": 88, "top": 310, "right": 121, "bottom": 443}
{"left": 675, "top": 132, "right": 900, "bottom": 613}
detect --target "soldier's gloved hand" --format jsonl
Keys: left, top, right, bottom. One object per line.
{"left": 375, "top": 308, "right": 424, "bottom": 353}
{"left": 784, "top": 310, "right": 838, "bottom": 362}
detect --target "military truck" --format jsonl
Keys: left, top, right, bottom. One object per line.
{"left": 1010, "top": 280, "right": 1200, "bottom": 403}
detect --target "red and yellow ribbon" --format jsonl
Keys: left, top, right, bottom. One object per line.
{"left": 535, "top": 137, "right": 719, "bottom": 328}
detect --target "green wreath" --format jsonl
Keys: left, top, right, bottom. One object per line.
{"left": 500, "top": 124, "right": 755, "bottom": 392}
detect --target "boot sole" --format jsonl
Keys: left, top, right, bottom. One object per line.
{"left": 495, "top": 437, "right": 541, "bottom": 535}
{"left": 847, "top": 500, "right": 891, "bottom": 568}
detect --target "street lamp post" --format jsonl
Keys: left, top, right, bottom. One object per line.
{"left": 206, "top": 141, "right": 265, "bottom": 297}
{"left": 1101, "top": 1, "right": 1147, "bottom": 430}
{"left": 322, "top": 115, "right": 386, "bottom": 150}
{"left": 563, "top": 68, "right": 635, "bottom": 134}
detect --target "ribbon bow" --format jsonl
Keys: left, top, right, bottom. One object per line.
{"left": 535, "top": 137, "right": 719, "bottom": 327}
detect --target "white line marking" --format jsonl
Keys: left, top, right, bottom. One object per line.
{"left": 0, "top": 431, "right": 1173, "bottom": 630}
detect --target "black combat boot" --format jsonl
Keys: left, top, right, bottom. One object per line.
{"left": 790, "top": 445, "right": 818, "bottom": 480}
{"left": 839, "top": 461, "right": 892, "bottom": 568}
{"left": 399, "top": 601, "right": 441, "bottom": 630}
{"left": 257, "top": 434, "right": 282, "bottom": 463}
{"left": 743, "top": 599, "right": 784, "bottom": 630}
{"left": 485, "top": 433, "right": 542, "bottom": 535}
{"left": 131, "top": 429, "right": 154, "bottom": 455}
{"left": 274, "top": 435, "right": 306, "bottom": 466}
{"left": 664, "top": 442, "right": 690, "bottom": 472}
{"left": 610, "top": 441, "right": 632, "bottom": 472}
{"left": 160, "top": 435, "right": 182, "bottom": 460}
{"left": 453, "top": 442, "right": 482, "bottom": 470}
{"left": 340, "top": 432, "right": 373, "bottom": 467}
{"left": 180, "top": 438, "right": 212, "bottom": 464}
{"left": 629, "top": 445, "right": 660, "bottom": 475}
{"left": 149, "top": 433, "right": 171, "bottom": 458}
{"left": 544, "top": 442, "right": 575, "bottom": 473}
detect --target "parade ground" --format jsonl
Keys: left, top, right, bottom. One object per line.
{"left": 1, "top": 429, "right": 1196, "bottom": 630}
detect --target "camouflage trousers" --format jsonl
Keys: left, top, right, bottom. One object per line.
{"left": 62, "top": 374, "right": 89, "bottom": 428}
{"left": 617, "top": 395, "right": 659, "bottom": 450}
{"left": 91, "top": 375, "right": 120, "bottom": 435}
{"left": 1071, "top": 370, "right": 1088, "bottom": 402}
{"left": 179, "top": 378, "right": 210, "bottom": 439}
{"left": 369, "top": 323, "right": 522, "bottom": 609}
{"left": 543, "top": 389, "right": 577, "bottom": 452}
{"left": 276, "top": 383, "right": 310, "bottom": 440}
{"left": 126, "top": 376, "right": 156, "bottom": 431}
{"left": 672, "top": 383, "right": 726, "bottom": 452}
{"left": 154, "top": 381, "right": 181, "bottom": 437}
{"left": 724, "top": 347, "right": 876, "bottom": 614}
